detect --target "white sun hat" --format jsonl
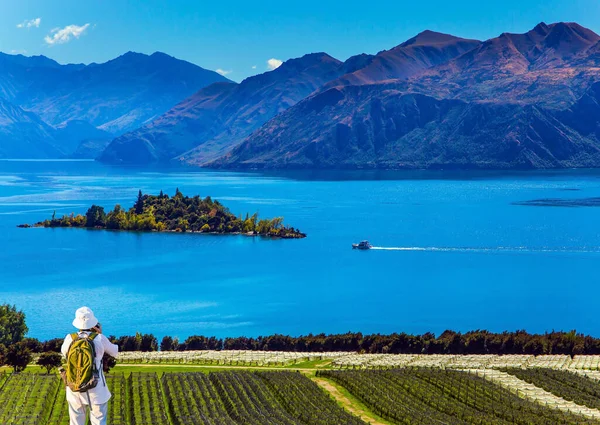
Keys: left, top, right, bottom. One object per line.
{"left": 72, "top": 306, "right": 99, "bottom": 330}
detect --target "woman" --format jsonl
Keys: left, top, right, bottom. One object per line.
{"left": 61, "top": 306, "right": 119, "bottom": 425}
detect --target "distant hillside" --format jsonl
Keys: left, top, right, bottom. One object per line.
{"left": 0, "top": 51, "right": 230, "bottom": 158}
{"left": 0, "top": 98, "right": 61, "bottom": 158}
{"left": 9, "top": 51, "right": 231, "bottom": 135}
{"left": 98, "top": 53, "right": 347, "bottom": 165}
{"left": 70, "top": 138, "right": 112, "bottom": 159}
{"left": 214, "top": 22, "right": 600, "bottom": 170}
{"left": 54, "top": 120, "right": 112, "bottom": 154}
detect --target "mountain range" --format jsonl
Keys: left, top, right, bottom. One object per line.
{"left": 5, "top": 22, "right": 600, "bottom": 169}
{"left": 215, "top": 23, "right": 600, "bottom": 169}
{"left": 98, "top": 53, "right": 352, "bottom": 165}
{"left": 100, "top": 31, "right": 482, "bottom": 166}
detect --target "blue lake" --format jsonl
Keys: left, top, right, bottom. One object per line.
{"left": 1, "top": 160, "right": 600, "bottom": 341}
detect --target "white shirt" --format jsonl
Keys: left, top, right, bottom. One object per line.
{"left": 61, "top": 331, "right": 119, "bottom": 406}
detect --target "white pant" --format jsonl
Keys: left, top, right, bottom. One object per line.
{"left": 68, "top": 401, "right": 108, "bottom": 425}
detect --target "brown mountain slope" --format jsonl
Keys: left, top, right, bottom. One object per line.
{"left": 412, "top": 22, "right": 600, "bottom": 109}
{"left": 323, "top": 31, "right": 480, "bottom": 87}
{"left": 213, "top": 83, "right": 600, "bottom": 169}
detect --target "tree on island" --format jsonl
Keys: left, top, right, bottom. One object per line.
{"left": 37, "top": 352, "right": 63, "bottom": 374}
{"left": 106, "top": 204, "right": 127, "bottom": 230}
{"left": 85, "top": 205, "right": 106, "bottom": 228}
{"left": 134, "top": 190, "right": 144, "bottom": 215}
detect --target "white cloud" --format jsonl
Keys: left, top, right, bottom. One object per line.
{"left": 216, "top": 68, "right": 232, "bottom": 76}
{"left": 17, "top": 18, "right": 41, "bottom": 29}
{"left": 44, "top": 23, "right": 90, "bottom": 45}
{"left": 251, "top": 65, "right": 257, "bottom": 69}
{"left": 267, "top": 58, "right": 283, "bottom": 70}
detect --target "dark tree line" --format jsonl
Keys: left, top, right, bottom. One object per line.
{"left": 215, "top": 330, "right": 600, "bottom": 355}
{"left": 21, "top": 330, "right": 599, "bottom": 356}
{"left": 6, "top": 302, "right": 600, "bottom": 359}
{"left": 17, "top": 330, "right": 600, "bottom": 356}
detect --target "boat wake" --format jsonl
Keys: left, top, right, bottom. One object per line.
{"left": 369, "top": 246, "right": 600, "bottom": 254}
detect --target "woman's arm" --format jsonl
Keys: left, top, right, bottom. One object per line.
{"left": 60, "top": 334, "right": 72, "bottom": 357}
{"left": 100, "top": 333, "right": 119, "bottom": 358}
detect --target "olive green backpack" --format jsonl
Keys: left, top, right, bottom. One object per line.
{"left": 63, "top": 332, "right": 100, "bottom": 392}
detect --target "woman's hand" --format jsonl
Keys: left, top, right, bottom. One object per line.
{"left": 92, "top": 323, "right": 103, "bottom": 334}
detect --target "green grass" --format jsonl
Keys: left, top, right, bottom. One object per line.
{"left": 113, "top": 364, "right": 313, "bottom": 375}
{"left": 314, "top": 376, "right": 395, "bottom": 425}
{"left": 2, "top": 361, "right": 327, "bottom": 376}
{"left": 6, "top": 365, "right": 600, "bottom": 425}
{"left": 319, "top": 368, "right": 600, "bottom": 425}
{"left": 0, "top": 365, "right": 42, "bottom": 373}
{"left": 503, "top": 368, "right": 600, "bottom": 410}
{"left": 283, "top": 358, "right": 333, "bottom": 369}
{"left": 0, "top": 373, "right": 60, "bottom": 424}
{"left": 115, "top": 365, "right": 215, "bottom": 375}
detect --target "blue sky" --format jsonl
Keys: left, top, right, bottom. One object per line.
{"left": 1, "top": 0, "right": 599, "bottom": 82}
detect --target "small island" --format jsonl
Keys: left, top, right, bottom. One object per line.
{"left": 20, "top": 189, "right": 306, "bottom": 239}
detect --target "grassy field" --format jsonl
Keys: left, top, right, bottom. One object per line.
{"left": 6, "top": 361, "right": 600, "bottom": 425}
{"left": 319, "top": 368, "right": 600, "bottom": 425}
{"left": 503, "top": 368, "right": 600, "bottom": 410}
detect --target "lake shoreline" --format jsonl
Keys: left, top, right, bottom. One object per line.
{"left": 17, "top": 224, "right": 307, "bottom": 239}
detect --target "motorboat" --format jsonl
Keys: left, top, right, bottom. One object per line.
{"left": 352, "top": 240, "right": 372, "bottom": 250}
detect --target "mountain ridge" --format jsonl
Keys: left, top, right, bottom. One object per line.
{"left": 212, "top": 22, "right": 600, "bottom": 170}
{"left": 322, "top": 31, "right": 481, "bottom": 88}
{"left": 0, "top": 50, "right": 230, "bottom": 158}
{"left": 98, "top": 34, "right": 482, "bottom": 166}
{"left": 98, "top": 52, "right": 347, "bottom": 165}
{"left": 13, "top": 50, "right": 231, "bottom": 134}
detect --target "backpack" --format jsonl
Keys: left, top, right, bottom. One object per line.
{"left": 63, "top": 332, "right": 100, "bottom": 392}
